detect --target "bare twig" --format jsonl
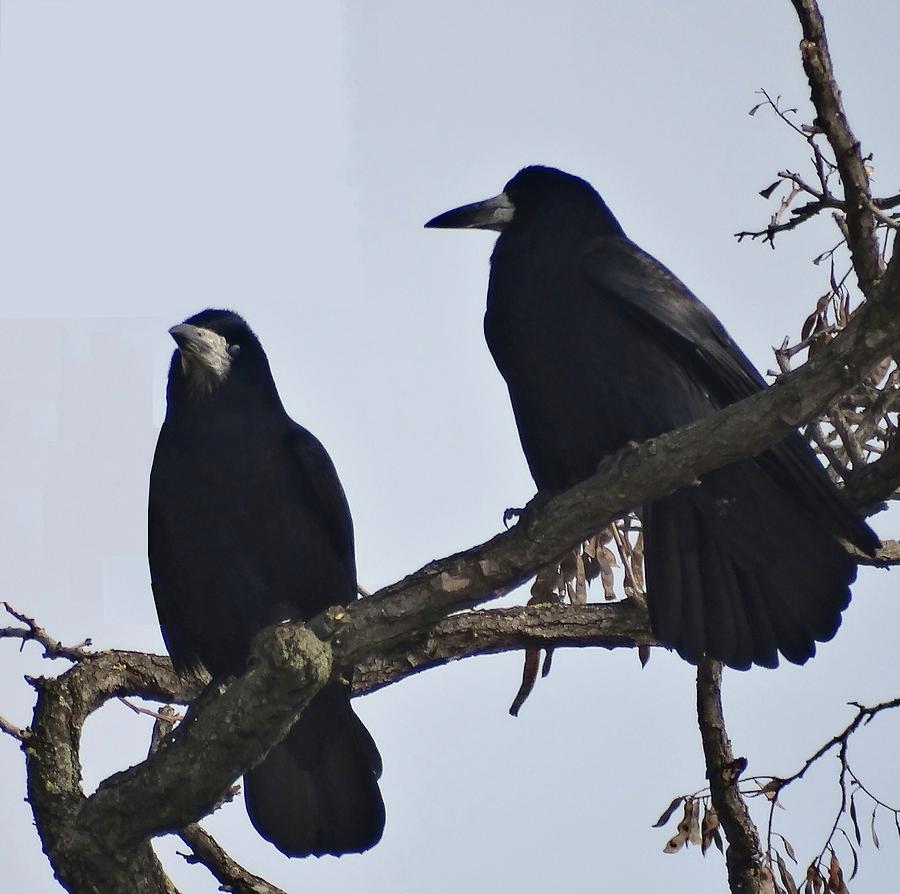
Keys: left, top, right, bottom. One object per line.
{"left": 1, "top": 601, "right": 92, "bottom": 661}
{"left": 118, "top": 697, "right": 184, "bottom": 724}
{"left": 768, "top": 697, "right": 900, "bottom": 793}
{"left": 0, "top": 713, "right": 30, "bottom": 743}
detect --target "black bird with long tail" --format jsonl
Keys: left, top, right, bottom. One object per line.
{"left": 149, "top": 309, "right": 384, "bottom": 856}
{"left": 426, "top": 166, "right": 877, "bottom": 669}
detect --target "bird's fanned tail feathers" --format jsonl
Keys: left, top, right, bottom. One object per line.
{"left": 643, "top": 460, "right": 855, "bottom": 669}
{"left": 244, "top": 682, "right": 385, "bottom": 858}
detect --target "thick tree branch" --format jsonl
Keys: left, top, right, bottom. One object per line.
{"left": 25, "top": 625, "right": 330, "bottom": 893}
{"left": 352, "top": 600, "right": 654, "bottom": 696}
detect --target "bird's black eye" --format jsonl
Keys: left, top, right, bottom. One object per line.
{"left": 227, "top": 343, "right": 241, "bottom": 358}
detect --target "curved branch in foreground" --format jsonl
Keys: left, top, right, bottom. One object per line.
{"left": 26, "top": 626, "right": 330, "bottom": 894}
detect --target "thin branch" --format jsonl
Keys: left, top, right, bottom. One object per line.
{"left": 0, "top": 713, "right": 30, "bottom": 743}
{"left": 1, "top": 601, "right": 92, "bottom": 661}
{"left": 696, "top": 660, "right": 765, "bottom": 894}
{"left": 790, "top": 0, "right": 882, "bottom": 295}
{"left": 770, "top": 697, "right": 900, "bottom": 792}
{"left": 177, "top": 825, "right": 288, "bottom": 894}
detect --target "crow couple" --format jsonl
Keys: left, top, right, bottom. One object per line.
{"left": 149, "top": 166, "right": 876, "bottom": 858}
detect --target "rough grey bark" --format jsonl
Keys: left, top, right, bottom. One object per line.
{"left": 25, "top": 626, "right": 330, "bottom": 894}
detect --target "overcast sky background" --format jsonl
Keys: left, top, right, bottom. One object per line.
{"left": 1, "top": 2, "right": 899, "bottom": 892}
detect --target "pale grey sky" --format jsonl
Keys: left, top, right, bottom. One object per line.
{"left": 1, "top": 2, "right": 898, "bottom": 892}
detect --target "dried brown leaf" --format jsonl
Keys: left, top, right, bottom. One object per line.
{"left": 530, "top": 565, "right": 559, "bottom": 600}
{"left": 775, "top": 834, "right": 797, "bottom": 864}
{"left": 598, "top": 559, "right": 616, "bottom": 601}
{"left": 540, "top": 648, "right": 554, "bottom": 678}
{"left": 870, "top": 807, "right": 880, "bottom": 849}
{"left": 760, "top": 862, "right": 778, "bottom": 894}
{"left": 805, "top": 863, "right": 824, "bottom": 894}
{"left": 652, "top": 795, "right": 684, "bottom": 829}
{"left": 630, "top": 530, "right": 645, "bottom": 591}
{"left": 849, "top": 792, "right": 861, "bottom": 845}
{"left": 686, "top": 799, "right": 701, "bottom": 846}
{"left": 701, "top": 805, "right": 719, "bottom": 855}
{"left": 559, "top": 550, "right": 578, "bottom": 582}
{"left": 599, "top": 545, "right": 618, "bottom": 567}
{"left": 573, "top": 552, "right": 587, "bottom": 605}
{"left": 509, "top": 649, "right": 541, "bottom": 717}
{"left": 801, "top": 310, "right": 820, "bottom": 341}
{"left": 827, "top": 852, "right": 848, "bottom": 894}
{"left": 663, "top": 830, "right": 687, "bottom": 854}
{"left": 777, "top": 852, "right": 799, "bottom": 894}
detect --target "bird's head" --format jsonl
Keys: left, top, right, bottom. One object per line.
{"left": 424, "top": 165, "right": 623, "bottom": 237}
{"left": 167, "top": 309, "right": 276, "bottom": 402}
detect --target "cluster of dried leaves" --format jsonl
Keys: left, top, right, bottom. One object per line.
{"left": 652, "top": 787, "right": 859, "bottom": 894}
{"left": 736, "top": 90, "right": 899, "bottom": 254}
{"left": 737, "top": 92, "right": 900, "bottom": 497}
{"left": 509, "top": 517, "right": 646, "bottom": 715}
{"left": 654, "top": 796, "right": 723, "bottom": 856}
{"left": 771, "top": 280, "right": 899, "bottom": 494}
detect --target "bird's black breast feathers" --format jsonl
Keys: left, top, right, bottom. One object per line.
{"left": 149, "top": 406, "right": 355, "bottom": 678}
{"left": 485, "top": 230, "right": 719, "bottom": 491}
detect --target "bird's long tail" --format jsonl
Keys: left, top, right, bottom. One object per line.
{"left": 642, "top": 459, "right": 860, "bottom": 668}
{"left": 243, "top": 681, "right": 385, "bottom": 857}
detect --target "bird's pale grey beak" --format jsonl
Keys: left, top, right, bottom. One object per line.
{"left": 169, "top": 323, "right": 206, "bottom": 351}
{"left": 424, "top": 192, "right": 515, "bottom": 232}
{"left": 168, "top": 322, "right": 233, "bottom": 392}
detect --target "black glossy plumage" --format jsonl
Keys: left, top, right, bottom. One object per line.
{"left": 149, "top": 309, "right": 384, "bottom": 856}
{"left": 427, "top": 166, "right": 878, "bottom": 669}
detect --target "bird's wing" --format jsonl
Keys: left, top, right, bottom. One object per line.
{"left": 288, "top": 423, "right": 358, "bottom": 584}
{"left": 582, "top": 236, "right": 876, "bottom": 552}
{"left": 583, "top": 236, "right": 766, "bottom": 404}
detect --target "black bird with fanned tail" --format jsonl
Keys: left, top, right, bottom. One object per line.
{"left": 426, "top": 165, "right": 878, "bottom": 669}
{"left": 149, "top": 309, "right": 384, "bottom": 856}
